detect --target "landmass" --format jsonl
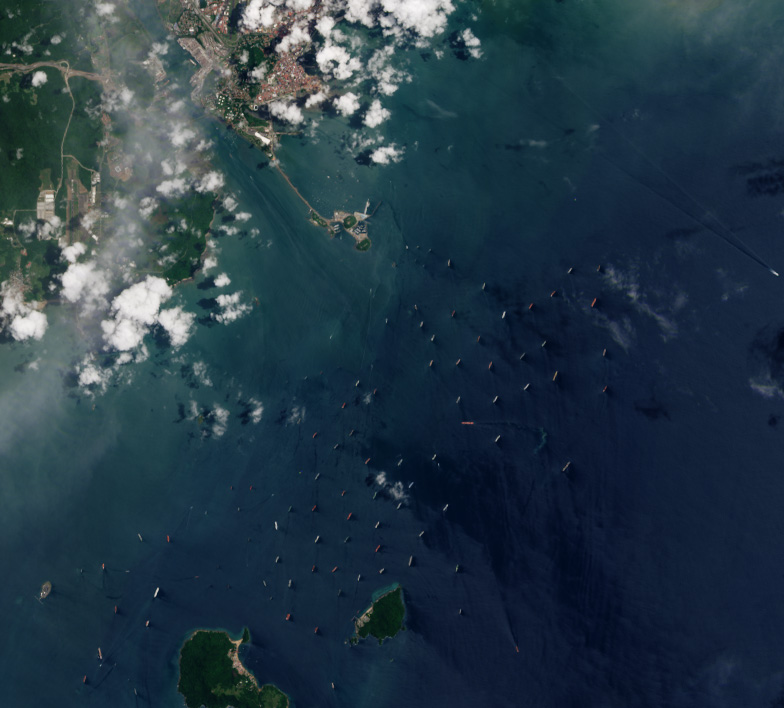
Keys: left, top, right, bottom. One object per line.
{"left": 178, "top": 628, "right": 289, "bottom": 708}
{"left": 351, "top": 584, "right": 406, "bottom": 645}
{"left": 158, "top": 0, "right": 374, "bottom": 249}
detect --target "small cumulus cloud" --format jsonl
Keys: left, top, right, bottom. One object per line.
{"left": 370, "top": 144, "right": 404, "bottom": 165}
{"left": 334, "top": 92, "right": 360, "bottom": 116}
{"left": 31, "top": 71, "right": 47, "bottom": 87}
{"left": 269, "top": 100, "right": 304, "bottom": 125}
{"left": 363, "top": 99, "right": 390, "bottom": 127}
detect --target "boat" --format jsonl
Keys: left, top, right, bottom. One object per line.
{"left": 562, "top": 461, "right": 571, "bottom": 472}
{"left": 312, "top": 565, "right": 316, "bottom": 572}
{"left": 137, "top": 533, "right": 143, "bottom": 542}
{"left": 523, "top": 383, "right": 530, "bottom": 391}
{"left": 408, "top": 556, "right": 413, "bottom": 567}
{"left": 552, "top": 371, "right": 559, "bottom": 382}
{"left": 397, "top": 502, "right": 402, "bottom": 509}
{"left": 312, "top": 504, "right": 317, "bottom": 512}
{"left": 442, "top": 503, "right": 448, "bottom": 512}
{"left": 375, "top": 521, "right": 380, "bottom": 529}
{"left": 432, "top": 454, "right": 437, "bottom": 461}
{"left": 341, "top": 490, "right": 346, "bottom": 497}
{"left": 314, "top": 627, "right": 318, "bottom": 634}
{"left": 357, "top": 574, "right": 361, "bottom": 581}
{"left": 456, "top": 358, "right": 461, "bottom": 366}
{"left": 39, "top": 581, "right": 52, "bottom": 600}
{"left": 312, "top": 432, "right": 318, "bottom": 439}
{"left": 418, "top": 530, "right": 425, "bottom": 537}
{"left": 154, "top": 587, "right": 160, "bottom": 598}
{"left": 375, "top": 544, "right": 381, "bottom": 553}
{"left": 98, "top": 648, "right": 102, "bottom": 661}
{"left": 145, "top": 620, "right": 150, "bottom": 627}
{"left": 288, "top": 579, "right": 292, "bottom": 588}
{"left": 275, "top": 556, "right": 280, "bottom": 563}
{"left": 501, "top": 311, "right": 506, "bottom": 319}
{"left": 274, "top": 521, "right": 278, "bottom": 530}
{"left": 398, "top": 459, "right": 403, "bottom": 467}
{"left": 331, "top": 566, "right": 338, "bottom": 573}
{"left": 455, "top": 564, "right": 459, "bottom": 573}
{"left": 346, "top": 513, "right": 352, "bottom": 520}
{"left": 285, "top": 613, "right": 291, "bottom": 621}
{"left": 315, "top": 535, "right": 320, "bottom": 543}
{"left": 83, "top": 676, "right": 87, "bottom": 684}
{"left": 379, "top": 568, "right": 385, "bottom": 574}
{"left": 315, "top": 472, "right": 320, "bottom": 480}
{"left": 493, "top": 395, "right": 499, "bottom": 403}
{"left": 495, "top": 435, "right": 501, "bottom": 444}
{"left": 591, "top": 297, "right": 597, "bottom": 308}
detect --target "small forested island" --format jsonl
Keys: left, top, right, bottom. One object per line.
{"left": 178, "top": 628, "right": 288, "bottom": 708}
{"left": 351, "top": 584, "right": 406, "bottom": 645}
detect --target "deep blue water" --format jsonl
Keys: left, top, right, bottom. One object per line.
{"left": 3, "top": 1, "right": 784, "bottom": 706}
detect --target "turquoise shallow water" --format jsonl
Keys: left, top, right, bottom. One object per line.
{"left": 4, "top": 1, "right": 784, "bottom": 706}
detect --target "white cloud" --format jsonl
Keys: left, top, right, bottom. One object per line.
{"left": 277, "top": 24, "right": 310, "bottom": 54}
{"left": 61, "top": 242, "right": 87, "bottom": 264}
{"left": 250, "top": 65, "right": 268, "bottom": 83}
{"left": 363, "top": 99, "right": 390, "bottom": 127}
{"left": 156, "top": 177, "right": 188, "bottom": 196}
{"left": 170, "top": 125, "right": 196, "bottom": 147}
{"left": 269, "top": 100, "right": 304, "bottom": 125}
{"left": 157, "top": 306, "right": 196, "bottom": 348}
{"left": 0, "top": 281, "right": 47, "bottom": 341}
{"left": 196, "top": 171, "right": 225, "bottom": 193}
{"left": 60, "top": 260, "right": 110, "bottom": 311}
{"left": 316, "top": 42, "right": 361, "bottom": 80}
{"left": 223, "top": 195, "right": 238, "bottom": 211}
{"left": 50, "top": 35, "right": 62, "bottom": 45}
{"left": 31, "top": 71, "right": 47, "bottom": 87}
{"left": 101, "top": 276, "right": 173, "bottom": 351}
{"left": 370, "top": 143, "right": 404, "bottom": 164}
{"left": 248, "top": 398, "right": 264, "bottom": 424}
{"left": 202, "top": 255, "right": 218, "bottom": 273}
{"left": 138, "top": 196, "right": 158, "bottom": 219}
{"left": 214, "top": 273, "right": 231, "bottom": 288}
{"left": 95, "top": 2, "right": 116, "bottom": 17}
{"left": 9, "top": 310, "right": 47, "bottom": 341}
{"left": 211, "top": 404, "right": 230, "bottom": 437}
{"left": 460, "top": 28, "right": 482, "bottom": 59}
{"left": 305, "top": 91, "right": 327, "bottom": 108}
{"left": 234, "top": 211, "right": 252, "bottom": 222}
{"left": 213, "top": 292, "right": 251, "bottom": 324}
{"left": 334, "top": 92, "right": 360, "bottom": 116}
{"left": 241, "top": 0, "right": 277, "bottom": 30}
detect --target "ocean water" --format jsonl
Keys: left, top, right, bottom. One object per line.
{"left": 3, "top": 1, "right": 784, "bottom": 706}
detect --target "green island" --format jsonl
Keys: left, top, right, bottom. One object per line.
{"left": 178, "top": 628, "right": 288, "bottom": 708}
{"left": 351, "top": 584, "right": 406, "bottom": 645}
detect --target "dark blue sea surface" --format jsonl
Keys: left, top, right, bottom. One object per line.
{"left": 3, "top": 1, "right": 784, "bottom": 706}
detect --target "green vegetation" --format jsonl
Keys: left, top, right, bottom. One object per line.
{"left": 62, "top": 77, "right": 103, "bottom": 168}
{"left": 352, "top": 585, "right": 406, "bottom": 645}
{"left": 356, "top": 238, "right": 371, "bottom": 252}
{"left": 178, "top": 629, "right": 289, "bottom": 708}
{"left": 149, "top": 192, "right": 214, "bottom": 285}
{"left": 0, "top": 227, "right": 63, "bottom": 303}
{"left": 343, "top": 214, "right": 357, "bottom": 229}
{"left": 309, "top": 211, "right": 328, "bottom": 228}
{"left": 0, "top": 71, "right": 73, "bottom": 214}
